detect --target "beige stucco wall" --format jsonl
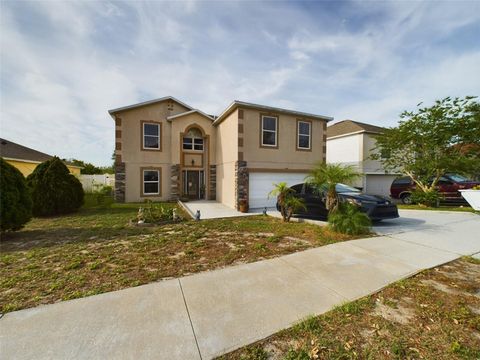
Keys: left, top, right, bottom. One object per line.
{"left": 241, "top": 108, "right": 326, "bottom": 170}
{"left": 170, "top": 113, "right": 216, "bottom": 165}
{"left": 216, "top": 162, "right": 236, "bottom": 208}
{"left": 116, "top": 101, "right": 190, "bottom": 165}
{"left": 215, "top": 110, "right": 238, "bottom": 208}
{"left": 114, "top": 99, "right": 330, "bottom": 204}
{"left": 114, "top": 100, "right": 190, "bottom": 202}
{"left": 124, "top": 163, "right": 169, "bottom": 202}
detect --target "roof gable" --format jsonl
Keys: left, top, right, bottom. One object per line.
{"left": 108, "top": 96, "right": 193, "bottom": 116}
{"left": 166, "top": 109, "right": 215, "bottom": 121}
{"left": 327, "top": 120, "right": 385, "bottom": 138}
{"left": 213, "top": 100, "right": 333, "bottom": 125}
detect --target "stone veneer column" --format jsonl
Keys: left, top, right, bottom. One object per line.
{"left": 170, "top": 164, "right": 180, "bottom": 201}
{"left": 114, "top": 162, "right": 126, "bottom": 202}
{"left": 209, "top": 165, "right": 216, "bottom": 200}
{"left": 235, "top": 160, "right": 248, "bottom": 210}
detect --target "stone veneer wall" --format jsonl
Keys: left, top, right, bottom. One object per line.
{"left": 114, "top": 162, "right": 126, "bottom": 202}
{"left": 170, "top": 164, "right": 180, "bottom": 201}
{"left": 209, "top": 165, "right": 216, "bottom": 200}
{"left": 235, "top": 160, "right": 248, "bottom": 210}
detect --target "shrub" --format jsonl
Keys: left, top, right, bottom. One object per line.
{"left": 411, "top": 189, "right": 440, "bottom": 207}
{"left": 328, "top": 202, "right": 371, "bottom": 235}
{"left": 83, "top": 184, "right": 113, "bottom": 209}
{"left": 99, "top": 185, "right": 113, "bottom": 196}
{"left": 0, "top": 158, "right": 32, "bottom": 231}
{"left": 27, "top": 157, "right": 84, "bottom": 216}
{"left": 138, "top": 201, "right": 178, "bottom": 223}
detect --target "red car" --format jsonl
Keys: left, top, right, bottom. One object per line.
{"left": 390, "top": 173, "right": 480, "bottom": 204}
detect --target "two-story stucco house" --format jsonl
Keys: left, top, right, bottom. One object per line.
{"left": 326, "top": 120, "right": 398, "bottom": 197}
{"left": 109, "top": 96, "right": 332, "bottom": 210}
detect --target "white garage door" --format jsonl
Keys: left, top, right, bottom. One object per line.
{"left": 365, "top": 175, "right": 397, "bottom": 197}
{"left": 249, "top": 172, "right": 309, "bottom": 209}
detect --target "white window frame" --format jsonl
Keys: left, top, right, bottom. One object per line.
{"left": 143, "top": 123, "right": 160, "bottom": 150}
{"left": 261, "top": 115, "right": 278, "bottom": 147}
{"left": 143, "top": 169, "right": 160, "bottom": 195}
{"left": 182, "top": 137, "right": 204, "bottom": 151}
{"left": 297, "top": 121, "right": 311, "bottom": 150}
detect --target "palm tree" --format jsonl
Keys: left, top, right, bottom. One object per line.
{"left": 269, "top": 182, "right": 305, "bottom": 222}
{"left": 306, "top": 163, "right": 360, "bottom": 211}
{"left": 283, "top": 196, "right": 306, "bottom": 222}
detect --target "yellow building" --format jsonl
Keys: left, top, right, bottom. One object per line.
{"left": 0, "top": 138, "right": 82, "bottom": 177}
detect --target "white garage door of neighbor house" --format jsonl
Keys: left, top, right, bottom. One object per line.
{"left": 249, "top": 172, "right": 309, "bottom": 209}
{"left": 365, "top": 175, "right": 397, "bottom": 197}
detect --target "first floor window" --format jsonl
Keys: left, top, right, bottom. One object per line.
{"left": 261, "top": 115, "right": 278, "bottom": 147}
{"left": 143, "top": 123, "right": 160, "bottom": 149}
{"left": 143, "top": 170, "right": 159, "bottom": 195}
{"left": 297, "top": 121, "right": 311, "bottom": 149}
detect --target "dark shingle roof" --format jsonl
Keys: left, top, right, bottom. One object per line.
{"left": 327, "top": 120, "right": 386, "bottom": 138}
{"left": 0, "top": 138, "right": 53, "bottom": 162}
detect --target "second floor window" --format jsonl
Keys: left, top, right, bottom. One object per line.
{"left": 297, "top": 121, "right": 311, "bottom": 149}
{"left": 183, "top": 128, "right": 204, "bottom": 151}
{"left": 261, "top": 115, "right": 278, "bottom": 147}
{"left": 143, "top": 123, "right": 160, "bottom": 150}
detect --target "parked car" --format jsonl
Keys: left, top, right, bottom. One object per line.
{"left": 276, "top": 183, "right": 399, "bottom": 221}
{"left": 390, "top": 173, "right": 480, "bottom": 204}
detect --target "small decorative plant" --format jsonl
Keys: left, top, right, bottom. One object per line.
{"left": 239, "top": 199, "right": 249, "bottom": 213}
{"left": 269, "top": 182, "right": 306, "bottom": 222}
{"left": 136, "top": 200, "right": 181, "bottom": 224}
{"left": 328, "top": 202, "right": 371, "bottom": 235}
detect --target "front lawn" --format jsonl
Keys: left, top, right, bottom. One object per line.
{"left": 219, "top": 257, "right": 480, "bottom": 360}
{"left": 0, "top": 202, "right": 356, "bottom": 313}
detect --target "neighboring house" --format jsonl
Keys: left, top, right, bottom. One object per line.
{"left": 326, "top": 120, "right": 398, "bottom": 197}
{"left": 109, "top": 96, "right": 332, "bottom": 209}
{"left": 0, "top": 138, "right": 82, "bottom": 177}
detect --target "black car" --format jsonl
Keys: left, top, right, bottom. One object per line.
{"left": 277, "top": 183, "right": 399, "bottom": 221}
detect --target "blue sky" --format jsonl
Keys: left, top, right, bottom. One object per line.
{"left": 1, "top": 0, "right": 479, "bottom": 166}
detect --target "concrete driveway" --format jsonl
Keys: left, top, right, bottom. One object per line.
{"left": 1, "top": 210, "right": 479, "bottom": 359}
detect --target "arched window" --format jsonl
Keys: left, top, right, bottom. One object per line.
{"left": 183, "top": 127, "right": 204, "bottom": 151}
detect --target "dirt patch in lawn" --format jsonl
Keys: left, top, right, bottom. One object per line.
{"left": 218, "top": 257, "right": 480, "bottom": 360}
{"left": 0, "top": 205, "right": 357, "bottom": 313}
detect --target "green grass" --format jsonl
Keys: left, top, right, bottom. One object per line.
{"left": 398, "top": 204, "right": 477, "bottom": 213}
{"left": 0, "top": 202, "right": 358, "bottom": 313}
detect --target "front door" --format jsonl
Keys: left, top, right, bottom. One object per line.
{"left": 186, "top": 171, "right": 200, "bottom": 199}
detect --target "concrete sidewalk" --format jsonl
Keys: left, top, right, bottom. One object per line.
{"left": 1, "top": 211, "right": 479, "bottom": 359}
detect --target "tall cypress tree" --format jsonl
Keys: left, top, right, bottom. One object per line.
{"left": 0, "top": 158, "right": 32, "bottom": 231}
{"left": 27, "top": 157, "right": 84, "bottom": 216}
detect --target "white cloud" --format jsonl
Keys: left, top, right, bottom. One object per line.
{"left": 0, "top": 0, "right": 479, "bottom": 165}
